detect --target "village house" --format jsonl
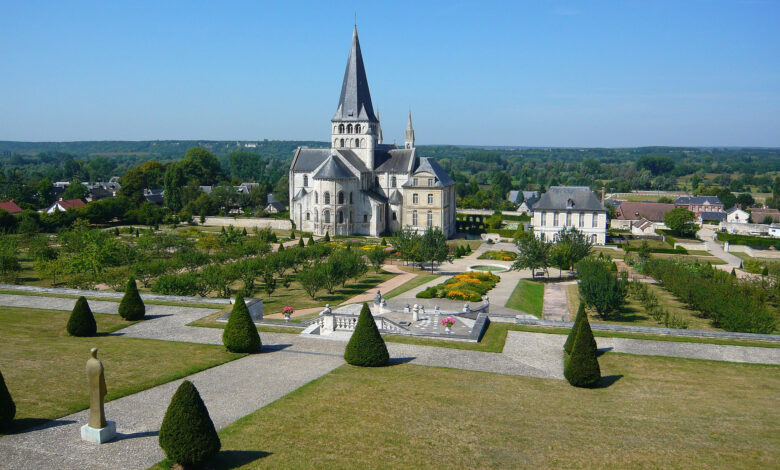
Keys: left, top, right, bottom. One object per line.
{"left": 0, "top": 200, "right": 23, "bottom": 214}
{"left": 674, "top": 196, "right": 724, "bottom": 216}
{"left": 611, "top": 201, "right": 675, "bottom": 231}
{"left": 45, "top": 198, "right": 86, "bottom": 213}
{"left": 531, "top": 186, "right": 608, "bottom": 245}
{"left": 749, "top": 208, "right": 780, "bottom": 224}
{"left": 726, "top": 207, "right": 750, "bottom": 223}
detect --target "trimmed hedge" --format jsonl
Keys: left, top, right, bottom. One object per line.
{"left": 222, "top": 294, "right": 262, "bottom": 353}
{"left": 344, "top": 303, "right": 390, "bottom": 367}
{"left": 717, "top": 232, "right": 780, "bottom": 249}
{"left": 0, "top": 368, "right": 15, "bottom": 431}
{"left": 159, "top": 380, "right": 221, "bottom": 467}
{"left": 66, "top": 296, "right": 97, "bottom": 337}
{"left": 563, "top": 312, "right": 601, "bottom": 387}
{"left": 624, "top": 245, "right": 688, "bottom": 255}
{"left": 118, "top": 277, "right": 145, "bottom": 321}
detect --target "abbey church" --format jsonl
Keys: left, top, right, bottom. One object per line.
{"left": 289, "top": 27, "right": 457, "bottom": 237}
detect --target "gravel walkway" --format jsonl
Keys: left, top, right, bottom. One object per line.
{"left": 542, "top": 282, "right": 574, "bottom": 321}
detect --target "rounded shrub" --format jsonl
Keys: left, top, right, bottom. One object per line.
{"left": 159, "top": 380, "right": 221, "bottom": 468}
{"left": 0, "top": 368, "right": 15, "bottom": 431}
{"left": 564, "top": 303, "right": 595, "bottom": 356}
{"left": 66, "top": 296, "right": 97, "bottom": 337}
{"left": 563, "top": 312, "right": 601, "bottom": 388}
{"left": 344, "top": 303, "right": 390, "bottom": 367}
{"left": 118, "top": 277, "right": 145, "bottom": 321}
{"left": 222, "top": 293, "right": 261, "bottom": 353}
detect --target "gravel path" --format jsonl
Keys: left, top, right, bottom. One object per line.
{"left": 542, "top": 282, "right": 574, "bottom": 321}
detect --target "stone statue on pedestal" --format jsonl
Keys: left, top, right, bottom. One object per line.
{"left": 81, "top": 348, "right": 116, "bottom": 443}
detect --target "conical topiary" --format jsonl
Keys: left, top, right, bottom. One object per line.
{"left": 298, "top": 237, "right": 305, "bottom": 247}
{"left": 324, "top": 231, "right": 330, "bottom": 242}
{"left": 118, "top": 277, "right": 145, "bottom": 321}
{"left": 66, "top": 296, "right": 97, "bottom": 337}
{"left": 564, "top": 303, "right": 595, "bottom": 356}
{"left": 159, "top": 380, "right": 221, "bottom": 468}
{"left": 307, "top": 235, "right": 314, "bottom": 246}
{"left": 278, "top": 242, "right": 285, "bottom": 251}
{"left": 344, "top": 303, "right": 389, "bottom": 367}
{"left": 0, "top": 368, "right": 15, "bottom": 431}
{"left": 290, "top": 230, "right": 295, "bottom": 239}
{"left": 563, "top": 312, "right": 601, "bottom": 388}
{"left": 222, "top": 293, "right": 261, "bottom": 353}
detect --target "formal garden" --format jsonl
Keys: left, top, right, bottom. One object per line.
{"left": 416, "top": 272, "right": 499, "bottom": 301}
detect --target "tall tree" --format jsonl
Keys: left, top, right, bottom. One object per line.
{"left": 512, "top": 233, "right": 552, "bottom": 279}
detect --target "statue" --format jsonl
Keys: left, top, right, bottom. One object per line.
{"left": 80, "top": 348, "right": 116, "bottom": 443}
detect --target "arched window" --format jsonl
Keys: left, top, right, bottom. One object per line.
{"left": 363, "top": 214, "right": 368, "bottom": 222}
{"left": 427, "top": 210, "right": 433, "bottom": 227}
{"left": 305, "top": 212, "right": 310, "bottom": 221}
{"left": 392, "top": 211, "right": 397, "bottom": 221}
{"left": 349, "top": 192, "right": 353, "bottom": 204}
{"left": 324, "top": 192, "right": 330, "bottom": 204}
{"left": 338, "top": 211, "right": 344, "bottom": 224}
{"left": 314, "top": 192, "right": 318, "bottom": 204}
{"left": 338, "top": 124, "right": 344, "bottom": 133}
{"left": 355, "top": 124, "right": 361, "bottom": 133}
{"left": 314, "top": 209, "right": 319, "bottom": 222}
{"left": 340, "top": 138, "right": 344, "bottom": 147}
{"left": 334, "top": 139, "right": 339, "bottom": 147}
{"left": 360, "top": 139, "right": 365, "bottom": 148}
{"left": 333, "top": 125, "right": 338, "bottom": 133}
{"left": 412, "top": 210, "right": 418, "bottom": 226}
{"left": 324, "top": 210, "right": 330, "bottom": 223}
{"left": 338, "top": 191, "right": 344, "bottom": 204}
{"left": 391, "top": 176, "right": 397, "bottom": 187}
{"left": 347, "top": 124, "right": 353, "bottom": 133}
{"left": 303, "top": 175, "right": 308, "bottom": 186}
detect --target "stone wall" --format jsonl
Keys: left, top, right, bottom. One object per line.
{"left": 203, "top": 217, "right": 292, "bottom": 230}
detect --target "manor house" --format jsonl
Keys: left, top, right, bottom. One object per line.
{"left": 289, "top": 27, "right": 456, "bottom": 237}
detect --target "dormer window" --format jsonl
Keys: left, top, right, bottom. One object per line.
{"left": 427, "top": 178, "right": 433, "bottom": 186}
{"left": 566, "top": 198, "right": 575, "bottom": 209}
{"left": 413, "top": 178, "right": 418, "bottom": 186}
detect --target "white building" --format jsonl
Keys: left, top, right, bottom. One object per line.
{"left": 531, "top": 186, "right": 608, "bottom": 245}
{"left": 726, "top": 207, "right": 750, "bottom": 223}
{"left": 288, "top": 27, "right": 456, "bottom": 237}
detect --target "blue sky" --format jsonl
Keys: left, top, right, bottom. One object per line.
{"left": 0, "top": 0, "right": 778, "bottom": 147}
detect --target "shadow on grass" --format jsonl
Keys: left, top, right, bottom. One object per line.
{"left": 260, "top": 343, "right": 292, "bottom": 353}
{"left": 5, "top": 418, "right": 76, "bottom": 435}
{"left": 211, "top": 450, "right": 272, "bottom": 469}
{"left": 596, "top": 347, "right": 613, "bottom": 357}
{"left": 388, "top": 356, "right": 416, "bottom": 366}
{"left": 593, "top": 374, "right": 623, "bottom": 389}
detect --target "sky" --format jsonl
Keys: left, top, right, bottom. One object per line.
{"left": 0, "top": 0, "right": 778, "bottom": 147}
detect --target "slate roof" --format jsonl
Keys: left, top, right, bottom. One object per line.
{"left": 402, "top": 158, "right": 455, "bottom": 187}
{"left": 532, "top": 186, "right": 607, "bottom": 212}
{"left": 375, "top": 148, "right": 414, "bottom": 173}
{"left": 675, "top": 196, "right": 722, "bottom": 206}
{"left": 388, "top": 190, "right": 403, "bottom": 205}
{"left": 336, "top": 149, "right": 369, "bottom": 173}
{"left": 332, "top": 26, "right": 378, "bottom": 123}
{"left": 291, "top": 148, "right": 331, "bottom": 172}
{"left": 700, "top": 211, "right": 726, "bottom": 221}
{"left": 0, "top": 200, "right": 22, "bottom": 214}
{"left": 616, "top": 202, "right": 675, "bottom": 222}
{"left": 313, "top": 154, "right": 356, "bottom": 180}
{"left": 362, "top": 189, "right": 387, "bottom": 203}
{"left": 265, "top": 201, "right": 286, "bottom": 212}
{"left": 634, "top": 218, "right": 655, "bottom": 231}
{"left": 292, "top": 188, "right": 308, "bottom": 201}
{"left": 508, "top": 190, "right": 521, "bottom": 204}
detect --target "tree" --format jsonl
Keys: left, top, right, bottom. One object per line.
{"left": 418, "top": 227, "right": 450, "bottom": 272}
{"left": 762, "top": 215, "right": 774, "bottom": 225}
{"left": 366, "top": 246, "right": 389, "bottom": 273}
{"left": 324, "top": 231, "right": 330, "bottom": 242}
{"left": 118, "top": 277, "right": 145, "bottom": 321}
{"left": 563, "top": 303, "right": 595, "bottom": 356}
{"left": 637, "top": 240, "right": 652, "bottom": 264}
{"left": 222, "top": 293, "right": 261, "bottom": 353}
{"left": 563, "top": 311, "right": 601, "bottom": 387}
{"left": 66, "top": 296, "right": 97, "bottom": 337}
{"left": 577, "top": 260, "right": 627, "bottom": 318}
{"left": 512, "top": 234, "right": 552, "bottom": 279}
{"left": 159, "top": 380, "right": 221, "bottom": 468}
{"left": 0, "top": 368, "right": 15, "bottom": 431}
{"left": 297, "top": 263, "right": 325, "bottom": 299}
{"left": 344, "top": 303, "right": 390, "bottom": 367}
{"left": 551, "top": 227, "right": 593, "bottom": 276}
{"left": 61, "top": 180, "right": 88, "bottom": 201}
{"left": 298, "top": 237, "right": 304, "bottom": 248}
{"left": 664, "top": 207, "right": 697, "bottom": 237}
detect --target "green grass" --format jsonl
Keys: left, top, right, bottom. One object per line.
{"left": 505, "top": 279, "right": 544, "bottom": 317}
{"left": 152, "top": 360, "right": 780, "bottom": 469}
{"left": 383, "top": 274, "right": 440, "bottom": 299}
{"left": 0, "top": 289, "right": 226, "bottom": 309}
{"left": 0, "top": 306, "right": 244, "bottom": 433}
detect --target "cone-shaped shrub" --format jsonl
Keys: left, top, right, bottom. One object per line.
{"left": 564, "top": 303, "right": 596, "bottom": 356}
{"left": 278, "top": 242, "right": 285, "bottom": 251}
{"left": 344, "top": 303, "right": 389, "bottom": 367}
{"left": 563, "top": 313, "right": 601, "bottom": 388}
{"left": 307, "top": 235, "right": 314, "bottom": 246}
{"left": 222, "top": 293, "right": 261, "bottom": 353}
{"left": 66, "top": 296, "right": 97, "bottom": 337}
{"left": 118, "top": 277, "right": 145, "bottom": 321}
{"left": 324, "top": 231, "right": 330, "bottom": 242}
{"left": 298, "top": 237, "right": 304, "bottom": 248}
{"left": 159, "top": 380, "right": 221, "bottom": 468}
{"left": 0, "top": 368, "right": 15, "bottom": 431}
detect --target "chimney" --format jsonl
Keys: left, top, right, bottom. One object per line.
{"left": 601, "top": 187, "right": 605, "bottom": 203}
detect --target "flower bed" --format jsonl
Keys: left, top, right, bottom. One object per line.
{"left": 416, "top": 272, "right": 500, "bottom": 302}
{"left": 477, "top": 250, "right": 517, "bottom": 261}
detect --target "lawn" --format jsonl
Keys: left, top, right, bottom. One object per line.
{"left": 0, "top": 306, "right": 243, "bottom": 433}
{"left": 153, "top": 359, "right": 780, "bottom": 469}
{"left": 383, "top": 274, "right": 440, "bottom": 299}
{"left": 505, "top": 279, "right": 544, "bottom": 317}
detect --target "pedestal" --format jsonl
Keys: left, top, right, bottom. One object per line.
{"left": 81, "top": 421, "right": 116, "bottom": 444}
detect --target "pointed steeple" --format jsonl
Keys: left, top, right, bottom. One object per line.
{"left": 405, "top": 109, "right": 415, "bottom": 149}
{"left": 376, "top": 108, "right": 383, "bottom": 144}
{"left": 333, "top": 26, "right": 378, "bottom": 123}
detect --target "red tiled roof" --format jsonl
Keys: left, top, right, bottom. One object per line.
{"left": 0, "top": 200, "right": 23, "bottom": 214}
{"left": 615, "top": 202, "right": 675, "bottom": 222}
{"left": 58, "top": 199, "right": 86, "bottom": 209}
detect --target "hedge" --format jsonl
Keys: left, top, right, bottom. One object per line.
{"left": 717, "top": 232, "right": 780, "bottom": 249}
{"left": 159, "top": 380, "right": 221, "bottom": 467}
{"left": 624, "top": 245, "right": 688, "bottom": 254}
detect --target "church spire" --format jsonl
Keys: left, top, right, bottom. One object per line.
{"left": 333, "top": 26, "right": 377, "bottom": 123}
{"left": 405, "top": 109, "right": 415, "bottom": 149}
